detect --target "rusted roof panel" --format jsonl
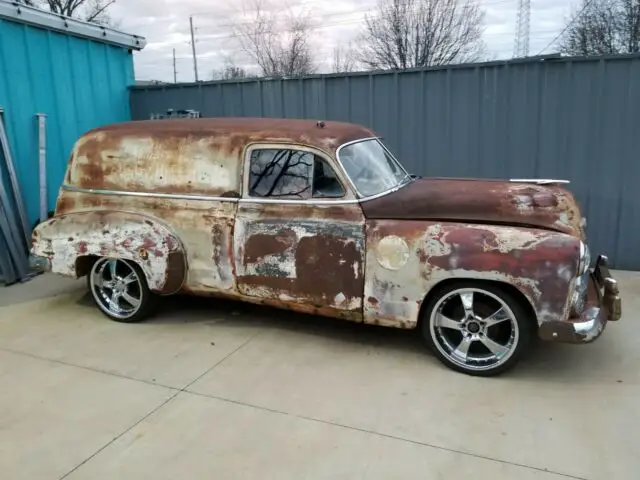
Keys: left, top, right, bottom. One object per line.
{"left": 85, "top": 117, "right": 376, "bottom": 155}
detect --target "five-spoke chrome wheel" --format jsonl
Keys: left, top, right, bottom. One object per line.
{"left": 89, "top": 257, "right": 152, "bottom": 322}
{"left": 422, "top": 283, "right": 532, "bottom": 376}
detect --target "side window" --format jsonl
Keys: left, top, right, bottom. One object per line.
{"left": 248, "top": 148, "right": 346, "bottom": 200}
{"left": 249, "top": 149, "right": 313, "bottom": 199}
{"left": 312, "top": 158, "right": 345, "bottom": 198}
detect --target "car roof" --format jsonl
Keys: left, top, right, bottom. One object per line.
{"left": 85, "top": 117, "right": 377, "bottom": 154}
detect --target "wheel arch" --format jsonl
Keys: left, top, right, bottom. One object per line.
{"left": 417, "top": 278, "right": 538, "bottom": 330}
{"left": 32, "top": 210, "right": 188, "bottom": 295}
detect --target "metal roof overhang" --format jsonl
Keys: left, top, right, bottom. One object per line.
{"left": 0, "top": 0, "right": 146, "bottom": 50}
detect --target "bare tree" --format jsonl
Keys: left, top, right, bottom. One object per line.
{"left": 250, "top": 150, "right": 313, "bottom": 198}
{"left": 621, "top": 0, "right": 640, "bottom": 52}
{"left": 16, "top": 0, "right": 115, "bottom": 25}
{"left": 211, "top": 58, "right": 253, "bottom": 80}
{"left": 356, "top": 0, "right": 486, "bottom": 70}
{"left": 332, "top": 43, "right": 358, "bottom": 73}
{"left": 212, "top": 65, "right": 249, "bottom": 80}
{"left": 233, "top": 0, "right": 316, "bottom": 77}
{"left": 560, "top": 0, "right": 640, "bottom": 55}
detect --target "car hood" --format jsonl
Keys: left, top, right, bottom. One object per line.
{"left": 360, "top": 177, "right": 585, "bottom": 238}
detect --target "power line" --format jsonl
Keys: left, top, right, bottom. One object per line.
{"left": 194, "top": 10, "right": 538, "bottom": 44}
{"left": 536, "top": 0, "right": 597, "bottom": 55}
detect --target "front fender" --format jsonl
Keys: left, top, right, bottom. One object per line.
{"left": 363, "top": 220, "right": 580, "bottom": 328}
{"left": 31, "top": 211, "right": 187, "bottom": 294}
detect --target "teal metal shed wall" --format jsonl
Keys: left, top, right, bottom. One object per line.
{"left": 0, "top": 17, "right": 134, "bottom": 226}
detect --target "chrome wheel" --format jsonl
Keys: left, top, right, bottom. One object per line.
{"left": 90, "top": 258, "right": 143, "bottom": 320}
{"left": 429, "top": 288, "right": 520, "bottom": 372}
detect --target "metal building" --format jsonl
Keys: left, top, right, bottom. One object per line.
{"left": 0, "top": 1, "right": 145, "bottom": 284}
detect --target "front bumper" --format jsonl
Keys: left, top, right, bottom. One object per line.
{"left": 538, "top": 255, "right": 621, "bottom": 343}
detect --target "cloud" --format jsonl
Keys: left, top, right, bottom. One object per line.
{"left": 111, "top": 0, "right": 575, "bottom": 82}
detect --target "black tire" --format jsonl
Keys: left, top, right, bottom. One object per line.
{"left": 420, "top": 281, "right": 534, "bottom": 377}
{"left": 88, "top": 257, "right": 159, "bottom": 323}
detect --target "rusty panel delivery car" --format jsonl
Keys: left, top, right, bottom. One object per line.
{"left": 30, "top": 117, "right": 622, "bottom": 376}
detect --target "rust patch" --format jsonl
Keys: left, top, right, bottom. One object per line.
{"left": 240, "top": 233, "right": 362, "bottom": 309}
{"left": 246, "top": 203, "right": 363, "bottom": 222}
{"left": 295, "top": 234, "right": 361, "bottom": 301}
{"left": 511, "top": 187, "right": 558, "bottom": 208}
{"left": 237, "top": 217, "right": 365, "bottom": 314}
{"left": 78, "top": 159, "right": 119, "bottom": 190}
{"left": 31, "top": 211, "right": 189, "bottom": 295}
{"left": 243, "top": 230, "right": 296, "bottom": 265}
{"left": 161, "top": 251, "right": 186, "bottom": 294}
{"left": 364, "top": 219, "right": 581, "bottom": 330}
{"left": 66, "top": 117, "right": 373, "bottom": 199}
{"left": 55, "top": 193, "right": 75, "bottom": 215}
{"left": 367, "top": 296, "right": 379, "bottom": 306}
{"left": 221, "top": 190, "right": 240, "bottom": 198}
{"left": 87, "top": 117, "right": 373, "bottom": 152}
{"left": 361, "top": 177, "right": 584, "bottom": 238}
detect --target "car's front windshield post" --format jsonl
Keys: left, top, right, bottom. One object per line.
{"left": 337, "top": 138, "right": 410, "bottom": 198}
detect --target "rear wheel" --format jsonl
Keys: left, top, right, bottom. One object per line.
{"left": 88, "top": 257, "right": 158, "bottom": 323}
{"left": 421, "top": 282, "right": 533, "bottom": 376}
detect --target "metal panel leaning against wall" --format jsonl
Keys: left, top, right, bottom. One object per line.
{"left": 130, "top": 54, "right": 640, "bottom": 270}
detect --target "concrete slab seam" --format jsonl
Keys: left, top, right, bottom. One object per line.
{"left": 56, "top": 332, "right": 261, "bottom": 479}
{"left": 182, "top": 389, "right": 590, "bottom": 480}
{"left": 58, "top": 391, "right": 182, "bottom": 480}
{"left": 0, "top": 346, "right": 179, "bottom": 391}
{"left": 178, "top": 331, "right": 264, "bottom": 392}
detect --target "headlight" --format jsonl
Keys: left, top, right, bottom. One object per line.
{"left": 577, "top": 241, "right": 591, "bottom": 276}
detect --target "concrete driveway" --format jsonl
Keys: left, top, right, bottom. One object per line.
{"left": 0, "top": 272, "right": 638, "bottom": 480}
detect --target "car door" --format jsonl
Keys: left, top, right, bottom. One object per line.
{"left": 233, "top": 143, "right": 366, "bottom": 319}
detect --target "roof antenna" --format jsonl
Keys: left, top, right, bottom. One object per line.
{"left": 316, "top": 121, "right": 325, "bottom": 128}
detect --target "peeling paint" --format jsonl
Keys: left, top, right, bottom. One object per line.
{"left": 363, "top": 220, "right": 581, "bottom": 332}
{"left": 31, "top": 211, "right": 186, "bottom": 294}
{"left": 31, "top": 117, "right": 617, "bottom": 349}
{"left": 234, "top": 210, "right": 366, "bottom": 315}
{"left": 375, "top": 235, "right": 410, "bottom": 270}
{"left": 361, "top": 177, "right": 586, "bottom": 238}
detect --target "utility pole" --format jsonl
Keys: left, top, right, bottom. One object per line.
{"left": 173, "top": 48, "right": 177, "bottom": 83}
{"left": 189, "top": 16, "right": 199, "bottom": 82}
{"left": 513, "top": 0, "right": 531, "bottom": 58}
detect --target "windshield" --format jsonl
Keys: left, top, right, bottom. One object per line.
{"left": 337, "top": 139, "right": 409, "bottom": 197}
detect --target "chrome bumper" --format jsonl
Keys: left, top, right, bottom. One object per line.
{"left": 593, "top": 255, "right": 621, "bottom": 322}
{"left": 539, "top": 255, "right": 621, "bottom": 343}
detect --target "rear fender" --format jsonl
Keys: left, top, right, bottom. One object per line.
{"left": 31, "top": 211, "right": 187, "bottom": 294}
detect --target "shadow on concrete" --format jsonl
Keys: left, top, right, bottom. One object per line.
{"left": 162, "top": 293, "right": 429, "bottom": 355}
{"left": 71, "top": 288, "right": 624, "bottom": 383}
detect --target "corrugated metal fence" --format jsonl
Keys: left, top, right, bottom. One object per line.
{"left": 130, "top": 54, "right": 640, "bottom": 270}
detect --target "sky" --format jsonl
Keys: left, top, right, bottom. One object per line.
{"left": 108, "top": 0, "right": 578, "bottom": 83}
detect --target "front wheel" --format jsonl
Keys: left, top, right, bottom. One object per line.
{"left": 421, "top": 282, "right": 534, "bottom": 377}
{"left": 89, "top": 257, "right": 158, "bottom": 323}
